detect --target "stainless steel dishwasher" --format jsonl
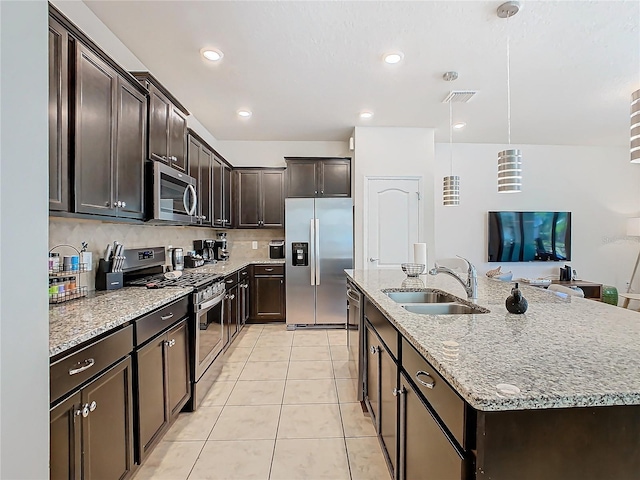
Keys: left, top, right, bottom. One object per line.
{"left": 346, "top": 280, "right": 364, "bottom": 401}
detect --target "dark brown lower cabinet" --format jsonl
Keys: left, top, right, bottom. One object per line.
{"left": 399, "top": 373, "right": 465, "bottom": 480}
{"left": 135, "top": 319, "right": 190, "bottom": 462}
{"left": 250, "top": 265, "right": 285, "bottom": 321}
{"left": 50, "top": 356, "right": 134, "bottom": 480}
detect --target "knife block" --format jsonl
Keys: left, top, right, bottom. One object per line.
{"left": 95, "top": 259, "right": 123, "bottom": 291}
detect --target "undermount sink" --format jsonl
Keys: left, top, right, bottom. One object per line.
{"left": 402, "top": 303, "right": 488, "bottom": 315}
{"left": 384, "top": 290, "right": 457, "bottom": 304}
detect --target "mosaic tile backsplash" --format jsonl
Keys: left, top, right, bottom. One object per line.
{"left": 49, "top": 217, "right": 283, "bottom": 291}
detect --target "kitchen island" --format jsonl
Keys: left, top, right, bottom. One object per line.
{"left": 346, "top": 268, "right": 640, "bottom": 480}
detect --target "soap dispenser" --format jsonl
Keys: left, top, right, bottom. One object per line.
{"left": 505, "top": 282, "right": 528, "bottom": 314}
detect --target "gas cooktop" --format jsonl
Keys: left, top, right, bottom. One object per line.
{"left": 125, "top": 272, "right": 223, "bottom": 290}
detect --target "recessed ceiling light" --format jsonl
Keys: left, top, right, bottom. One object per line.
{"left": 383, "top": 52, "right": 404, "bottom": 64}
{"left": 237, "top": 110, "right": 252, "bottom": 118}
{"left": 453, "top": 122, "right": 466, "bottom": 130}
{"left": 360, "top": 111, "right": 374, "bottom": 119}
{"left": 201, "top": 49, "right": 223, "bottom": 62}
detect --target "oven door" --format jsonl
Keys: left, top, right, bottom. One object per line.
{"left": 150, "top": 161, "right": 197, "bottom": 223}
{"left": 194, "top": 291, "right": 225, "bottom": 380}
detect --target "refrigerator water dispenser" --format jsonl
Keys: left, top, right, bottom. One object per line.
{"left": 291, "top": 242, "right": 309, "bottom": 266}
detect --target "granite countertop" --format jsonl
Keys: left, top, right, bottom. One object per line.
{"left": 346, "top": 269, "right": 640, "bottom": 412}
{"left": 49, "top": 257, "right": 285, "bottom": 358}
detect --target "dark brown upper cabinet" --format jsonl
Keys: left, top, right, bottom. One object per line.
{"left": 234, "top": 168, "right": 285, "bottom": 228}
{"left": 212, "top": 154, "right": 233, "bottom": 228}
{"left": 49, "top": 16, "right": 70, "bottom": 212}
{"left": 285, "top": 157, "right": 351, "bottom": 198}
{"left": 187, "top": 131, "right": 213, "bottom": 226}
{"left": 131, "top": 72, "right": 189, "bottom": 173}
{"left": 74, "top": 43, "right": 147, "bottom": 219}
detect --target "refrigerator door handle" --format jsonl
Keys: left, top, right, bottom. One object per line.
{"left": 315, "top": 218, "right": 320, "bottom": 285}
{"left": 310, "top": 219, "right": 316, "bottom": 286}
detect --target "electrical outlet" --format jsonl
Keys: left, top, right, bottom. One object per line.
{"left": 252, "top": 241, "right": 258, "bottom": 250}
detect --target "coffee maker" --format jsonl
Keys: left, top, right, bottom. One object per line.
{"left": 214, "top": 232, "right": 229, "bottom": 261}
{"left": 193, "top": 239, "right": 216, "bottom": 263}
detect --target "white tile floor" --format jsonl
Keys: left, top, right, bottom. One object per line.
{"left": 133, "top": 324, "right": 391, "bottom": 480}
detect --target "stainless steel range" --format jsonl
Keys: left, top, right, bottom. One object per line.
{"left": 123, "top": 247, "right": 226, "bottom": 410}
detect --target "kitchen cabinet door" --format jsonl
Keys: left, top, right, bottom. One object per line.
{"left": 286, "top": 160, "right": 318, "bottom": 197}
{"left": 223, "top": 165, "right": 232, "bottom": 227}
{"left": 365, "top": 326, "right": 380, "bottom": 428}
{"left": 200, "top": 146, "right": 212, "bottom": 226}
{"left": 148, "top": 86, "right": 170, "bottom": 164}
{"left": 188, "top": 135, "right": 202, "bottom": 223}
{"left": 49, "top": 16, "right": 70, "bottom": 212}
{"left": 380, "top": 342, "right": 398, "bottom": 475}
{"left": 285, "top": 158, "right": 351, "bottom": 198}
{"left": 50, "top": 392, "right": 81, "bottom": 480}
{"left": 114, "top": 78, "right": 146, "bottom": 219}
{"left": 166, "top": 320, "right": 191, "bottom": 417}
{"left": 262, "top": 170, "right": 285, "bottom": 227}
{"left": 74, "top": 43, "right": 117, "bottom": 216}
{"left": 399, "top": 373, "right": 465, "bottom": 480}
{"left": 136, "top": 335, "right": 168, "bottom": 461}
{"left": 319, "top": 159, "right": 351, "bottom": 197}
{"left": 212, "top": 156, "right": 223, "bottom": 227}
{"left": 236, "top": 170, "right": 261, "bottom": 227}
{"left": 250, "top": 275, "right": 285, "bottom": 321}
{"left": 168, "top": 106, "right": 187, "bottom": 172}
{"left": 82, "top": 356, "right": 134, "bottom": 480}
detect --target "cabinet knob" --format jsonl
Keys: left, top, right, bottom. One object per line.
{"left": 370, "top": 346, "right": 378, "bottom": 355}
{"left": 105, "top": 201, "right": 111, "bottom": 207}
{"left": 89, "top": 401, "right": 97, "bottom": 412}
{"left": 121, "top": 201, "right": 126, "bottom": 208}
{"left": 321, "top": 190, "right": 324, "bottom": 195}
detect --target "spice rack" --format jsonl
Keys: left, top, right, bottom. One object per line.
{"left": 49, "top": 244, "right": 89, "bottom": 304}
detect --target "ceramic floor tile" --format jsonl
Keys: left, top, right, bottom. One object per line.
{"left": 224, "top": 346, "right": 253, "bottom": 363}
{"left": 292, "top": 330, "right": 329, "bottom": 346}
{"left": 290, "top": 345, "right": 331, "bottom": 361}
{"left": 239, "top": 361, "right": 289, "bottom": 381}
{"left": 327, "top": 329, "right": 348, "bottom": 346}
{"left": 133, "top": 440, "right": 204, "bottom": 480}
{"left": 226, "top": 379, "right": 285, "bottom": 405}
{"left": 335, "top": 378, "right": 359, "bottom": 403}
{"left": 270, "top": 438, "right": 350, "bottom": 480}
{"left": 346, "top": 437, "right": 392, "bottom": 480}
{"left": 287, "top": 361, "right": 334, "bottom": 380}
{"left": 215, "top": 361, "right": 245, "bottom": 382}
{"left": 188, "top": 439, "right": 275, "bottom": 480}
{"left": 208, "top": 405, "right": 280, "bottom": 440}
{"left": 255, "top": 334, "right": 294, "bottom": 347}
{"left": 329, "top": 344, "right": 350, "bottom": 361}
{"left": 199, "top": 381, "right": 236, "bottom": 407}
{"left": 277, "top": 404, "right": 343, "bottom": 439}
{"left": 248, "top": 346, "right": 291, "bottom": 362}
{"left": 340, "top": 402, "right": 376, "bottom": 437}
{"left": 163, "top": 406, "right": 223, "bottom": 441}
{"left": 283, "top": 379, "right": 338, "bottom": 404}
{"left": 333, "top": 360, "right": 358, "bottom": 379}
{"left": 231, "top": 334, "right": 260, "bottom": 349}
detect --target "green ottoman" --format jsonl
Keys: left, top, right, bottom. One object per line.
{"left": 602, "top": 285, "right": 618, "bottom": 306}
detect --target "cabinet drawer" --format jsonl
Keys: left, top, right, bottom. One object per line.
{"left": 253, "top": 264, "right": 284, "bottom": 276}
{"left": 239, "top": 267, "right": 250, "bottom": 281}
{"left": 136, "top": 296, "right": 189, "bottom": 346}
{"left": 224, "top": 271, "right": 239, "bottom": 288}
{"left": 364, "top": 299, "right": 397, "bottom": 359}
{"left": 50, "top": 325, "right": 133, "bottom": 404}
{"left": 401, "top": 337, "right": 466, "bottom": 448}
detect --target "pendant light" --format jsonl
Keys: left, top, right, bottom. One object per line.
{"left": 631, "top": 89, "right": 640, "bottom": 163}
{"left": 443, "top": 71, "right": 460, "bottom": 206}
{"left": 497, "top": 1, "right": 522, "bottom": 193}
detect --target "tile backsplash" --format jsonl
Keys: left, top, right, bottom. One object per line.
{"left": 49, "top": 217, "right": 284, "bottom": 291}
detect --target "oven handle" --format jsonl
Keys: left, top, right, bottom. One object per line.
{"left": 197, "top": 292, "right": 225, "bottom": 311}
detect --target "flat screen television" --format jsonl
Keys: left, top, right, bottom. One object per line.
{"left": 488, "top": 211, "right": 571, "bottom": 262}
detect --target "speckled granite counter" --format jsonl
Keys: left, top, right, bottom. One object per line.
{"left": 50, "top": 287, "right": 192, "bottom": 358}
{"left": 190, "top": 258, "right": 285, "bottom": 275}
{"left": 346, "top": 269, "right": 640, "bottom": 412}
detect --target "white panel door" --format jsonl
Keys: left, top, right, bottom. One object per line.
{"left": 366, "top": 178, "right": 421, "bottom": 269}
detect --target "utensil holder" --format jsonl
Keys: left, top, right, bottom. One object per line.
{"left": 95, "top": 259, "right": 123, "bottom": 291}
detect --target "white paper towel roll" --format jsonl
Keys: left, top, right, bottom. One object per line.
{"left": 413, "top": 243, "right": 427, "bottom": 266}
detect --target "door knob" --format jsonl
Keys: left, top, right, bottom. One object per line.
{"left": 369, "top": 258, "right": 379, "bottom": 262}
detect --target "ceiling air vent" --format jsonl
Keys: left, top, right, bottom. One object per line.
{"left": 442, "top": 90, "right": 478, "bottom": 103}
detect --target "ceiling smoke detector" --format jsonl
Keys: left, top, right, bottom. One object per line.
{"left": 442, "top": 91, "right": 478, "bottom": 103}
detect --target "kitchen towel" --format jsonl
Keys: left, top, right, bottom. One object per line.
{"left": 413, "top": 243, "right": 427, "bottom": 266}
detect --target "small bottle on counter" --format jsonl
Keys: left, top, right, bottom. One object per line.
{"left": 68, "top": 277, "right": 77, "bottom": 292}
{"left": 49, "top": 253, "right": 60, "bottom": 273}
{"left": 49, "top": 279, "right": 59, "bottom": 296}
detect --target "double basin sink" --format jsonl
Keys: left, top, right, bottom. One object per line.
{"left": 383, "top": 289, "right": 489, "bottom": 315}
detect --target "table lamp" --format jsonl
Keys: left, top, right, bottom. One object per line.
{"left": 627, "top": 217, "right": 640, "bottom": 293}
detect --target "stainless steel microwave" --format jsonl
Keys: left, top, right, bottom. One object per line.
{"left": 147, "top": 161, "right": 198, "bottom": 224}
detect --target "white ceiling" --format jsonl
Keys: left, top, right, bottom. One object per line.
{"left": 83, "top": 0, "right": 640, "bottom": 146}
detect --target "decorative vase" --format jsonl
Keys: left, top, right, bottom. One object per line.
{"left": 505, "top": 282, "right": 528, "bottom": 314}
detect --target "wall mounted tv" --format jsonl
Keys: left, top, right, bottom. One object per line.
{"left": 488, "top": 211, "right": 571, "bottom": 262}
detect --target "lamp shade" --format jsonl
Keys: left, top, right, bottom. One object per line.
{"left": 631, "top": 90, "right": 640, "bottom": 163}
{"left": 497, "top": 149, "right": 522, "bottom": 192}
{"left": 443, "top": 175, "right": 460, "bottom": 206}
{"left": 627, "top": 217, "right": 640, "bottom": 237}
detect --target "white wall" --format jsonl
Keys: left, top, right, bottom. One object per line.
{"left": 433, "top": 143, "right": 640, "bottom": 292}
{"left": 353, "top": 127, "right": 436, "bottom": 270}
{"left": 214, "top": 140, "right": 350, "bottom": 166}
{"left": 0, "top": 1, "right": 50, "bottom": 477}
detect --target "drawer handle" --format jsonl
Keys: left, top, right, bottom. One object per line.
{"left": 416, "top": 370, "right": 435, "bottom": 389}
{"left": 264, "top": 268, "right": 274, "bottom": 272}
{"left": 68, "top": 358, "right": 95, "bottom": 376}
{"left": 161, "top": 313, "right": 174, "bottom": 321}
{"left": 226, "top": 279, "right": 234, "bottom": 283}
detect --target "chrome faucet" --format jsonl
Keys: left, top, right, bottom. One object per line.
{"left": 428, "top": 257, "right": 478, "bottom": 300}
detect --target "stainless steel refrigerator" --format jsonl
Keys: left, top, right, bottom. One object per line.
{"left": 286, "top": 198, "right": 353, "bottom": 327}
